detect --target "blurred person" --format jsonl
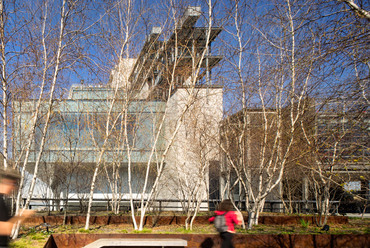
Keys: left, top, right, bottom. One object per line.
{"left": 209, "top": 199, "right": 242, "bottom": 248}
{"left": 0, "top": 168, "right": 33, "bottom": 247}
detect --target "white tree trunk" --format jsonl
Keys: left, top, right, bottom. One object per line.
{"left": 0, "top": 0, "right": 8, "bottom": 170}
{"left": 13, "top": 0, "right": 68, "bottom": 238}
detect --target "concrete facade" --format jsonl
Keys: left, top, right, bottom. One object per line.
{"left": 13, "top": 6, "right": 223, "bottom": 210}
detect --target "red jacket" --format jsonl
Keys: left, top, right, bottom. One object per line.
{"left": 209, "top": 210, "right": 241, "bottom": 233}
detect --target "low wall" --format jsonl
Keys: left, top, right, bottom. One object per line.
{"left": 26, "top": 215, "right": 348, "bottom": 226}
{"left": 44, "top": 233, "right": 369, "bottom": 248}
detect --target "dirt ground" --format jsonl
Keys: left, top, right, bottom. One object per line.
{"left": 10, "top": 215, "right": 370, "bottom": 248}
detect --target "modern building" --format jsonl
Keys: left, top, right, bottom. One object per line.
{"left": 13, "top": 6, "right": 223, "bottom": 211}
{"left": 219, "top": 108, "right": 282, "bottom": 211}
{"left": 314, "top": 101, "right": 369, "bottom": 211}
{"left": 220, "top": 100, "right": 369, "bottom": 213}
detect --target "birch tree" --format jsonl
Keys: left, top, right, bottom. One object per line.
{"left": 174, "top": 97, "right": 222, "bottom": 230}
{"left": 14, "top": 0, "right": 70, "bottom": 228}
{"left": 11, "top": 0, "right": 93, "bottom": 237}
{"left": 83, "top": 0, "right": 145, "bottom": 229}
{"left": 0, "top": 0, "right": 37, "bottom": 170}
{"left": 133, "top": 1, "right": 224, "bottom": 231}
{"left": 338, "top": 0, "right": 370, "bottom": 20}
{"left": 0, "top": 0, "right": 9, "bottom": 170}
{"left": 220, "top": 0, "right": 322, "bottom": 229}
{"left": 293, "top": 0, "right": 369, "bottom": 225}
{"left": 92, "top": 1, "right": 223, "bottom": 231}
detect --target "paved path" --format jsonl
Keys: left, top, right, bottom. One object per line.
{"left": 345, "top": 213, "right": 370, "bottom": 218}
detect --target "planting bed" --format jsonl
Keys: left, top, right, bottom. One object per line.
{"left": 44, "top": 233, "right": 369, "bottom": 248}
{"left": 10, "top": 214, "right": 368, "bottom": 248}
{"left": 24, "top": 214, "right": 348, "bottom": 226}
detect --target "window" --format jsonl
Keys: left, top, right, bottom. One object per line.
{"left": 343, "top": 181, "right": 361, "bottom": 192}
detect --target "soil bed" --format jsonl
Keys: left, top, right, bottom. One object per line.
{"left": 44, "top": 233, "right": 369, "bottom": 248}
{"left": 10, "top": 214, "right": 369, "bottom": 248}
{"left": 24, "top": 212, "right": 349, "bottom": 226}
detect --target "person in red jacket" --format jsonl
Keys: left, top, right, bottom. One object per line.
{"left": 209, "top": 199, "right": 242, "bottom": 248}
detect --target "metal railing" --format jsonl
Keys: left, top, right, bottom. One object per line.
{"left": 21, "top": 198, "right": 342, "bottom": 214}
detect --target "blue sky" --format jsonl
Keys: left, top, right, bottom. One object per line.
{"left": 2, "top": 0, "right": 369, "bottom": 109}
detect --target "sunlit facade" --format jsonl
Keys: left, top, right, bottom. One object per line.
{"left": 13, "top": 6, "right": 223, "bottom": 210}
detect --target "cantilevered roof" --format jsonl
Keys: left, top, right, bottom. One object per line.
{"left": 128, "top": 6, "right": 223, "bottom": 97}
{"left": 168, "top": 27, "right": 222, "bottom": 46}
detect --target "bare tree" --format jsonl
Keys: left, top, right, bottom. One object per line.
{"left": 11, "top": 0, "right": 95, "bottom": 237}
{"left": 0, "top": 0, "right": 37, "bottom": 170}
{"left": 220, "top": 0, "right": 324, "bottom": 229}
{"left": 337, "top": 0, "right": 370, "bottom": 20}
{"left": 81, "top": 0, "right": 146, "bottom": 229}
{"left": 292, "top": 0, "right": 369, "bottom": 225}
{"left": 174, "top": 93, "right": 222, "bottom": 230}
{"left": 13, "top": 2, "right": 71, "bottom": 237}
{"left": 0, "top": 0, "right": 9, "bottom": 169}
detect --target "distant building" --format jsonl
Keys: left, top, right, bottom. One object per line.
{"left": 314, "top": 101, "right": 369, "bottom": 207}
{"left": 221, "top": 100, "right": 369, "bottom": 212}
{"left": 219, "top": 108, "right": 282, "bottom": 211}
{"left": 13, "top": 6, "right": 223, "bottom": 210}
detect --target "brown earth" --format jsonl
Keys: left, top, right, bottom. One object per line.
{"left": 24, "top": 214, "right": 348, "bottom": 226}
{"left": 12, "top": 214, "right": 369, "bottom": 248}
{"left": 44, "top": 233, "right": 369, "bottom": 248}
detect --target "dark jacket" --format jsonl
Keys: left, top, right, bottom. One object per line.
{"left": 0, "top": 194, "right": 11, "bottom": 246}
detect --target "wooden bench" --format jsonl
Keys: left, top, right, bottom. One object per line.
{"left": 83, "top": 238, "right": 188, "bottom": 248}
